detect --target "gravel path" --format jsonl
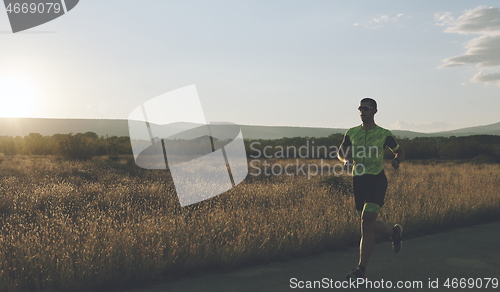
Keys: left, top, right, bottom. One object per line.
{"left": 127, "top": 221, "right": 500, "bottom": 292}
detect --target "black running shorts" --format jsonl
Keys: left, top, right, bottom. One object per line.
{"left": 352, "top": 171, "right": 388, "bottom": 213}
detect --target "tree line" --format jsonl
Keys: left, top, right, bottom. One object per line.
{"left": 0, "top": 132, "right": 131, "bottom": 160}
{"left": 1, "top": 132, "right": 499, "bottom": 161}
{"left": 245, "top": 134, "right": 500, "bottom": 162}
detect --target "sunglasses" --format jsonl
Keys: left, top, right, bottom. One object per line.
{"left": 358, "top": 105, "right": 375, "bottom": 111}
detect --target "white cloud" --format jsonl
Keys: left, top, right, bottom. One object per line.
{"left": 392, "top": 121, "right": 453, "bottom": 133}
{"left": 470, "top": 71, "right": 500, "bottom": 85}
{"left": 434, "top": 11, "right": 454, "bottom": 26}
{"left": 443, "top": 6, "right": 500, "bottom": 35}
{"left": 440, "top": 35, "right": 500, "bottom": 67}
{"left": 356, "top": 13, "right": 405, "bottom": 29}
{"left": 371, "top": 15, "right": 389, "bottom": 23}
{"left": 438, "top": 6, "right": 500, "bottom": 86}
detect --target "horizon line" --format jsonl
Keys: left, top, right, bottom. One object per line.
{"left": 0, "top": 116, "right": 498, "bottom": 134}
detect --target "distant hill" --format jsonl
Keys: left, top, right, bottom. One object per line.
{"left": 0, "top": 118, "right": 498, "bottom": 139}
{"left": 0, "top": 118, "right": 129, "bottom": 137}
{"left": 426, "top": 122, "right": 500, "bottom": 137}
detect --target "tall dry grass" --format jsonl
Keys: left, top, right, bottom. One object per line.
{"left": 0, "top": 156, "right": 498, "bottom": 291}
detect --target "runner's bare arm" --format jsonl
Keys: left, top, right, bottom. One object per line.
{"left": 338, "top": 145, "right": 351, "bottom": 165}
{"left": 338, "top": 135, "right": 352, "bottom": 165}
{"left": 391, "top": 147, "right": 405, "bottom": 169}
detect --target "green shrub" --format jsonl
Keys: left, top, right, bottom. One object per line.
{"left": 58, "top": 133, "right": 97, "bottom": 160}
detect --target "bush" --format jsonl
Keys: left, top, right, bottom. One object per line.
{"left": 58, "top": 133, "right": 97, "bottom": 160}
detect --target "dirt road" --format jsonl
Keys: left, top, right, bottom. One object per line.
{"left": 127, "top": 221, "right": 500, "bottom": 291}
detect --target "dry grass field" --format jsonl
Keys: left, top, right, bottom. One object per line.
{"left": 0, "top": 156, "right": 499, "bottom": 291}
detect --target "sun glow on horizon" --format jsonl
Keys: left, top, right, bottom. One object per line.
{"left": 0, "top": 77, "right": 39, "bottom": 118}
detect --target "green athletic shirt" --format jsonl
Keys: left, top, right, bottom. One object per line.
{"left": 340, "top": 125, "right": 400, "bottom": 176}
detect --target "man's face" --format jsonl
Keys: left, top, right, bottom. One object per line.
{"left": 358, "top": 101, "right": 377, "bottom": 122}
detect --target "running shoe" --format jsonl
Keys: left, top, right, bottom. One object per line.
{"left": 391, "top": 224, "right": 403, "bottom": 252}
{"left": 345, "top": 267, "right": 365, "bottom": 280}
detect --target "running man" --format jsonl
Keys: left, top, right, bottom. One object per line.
{"left": 338, "top": 98, "right": 405, "bottom": 280}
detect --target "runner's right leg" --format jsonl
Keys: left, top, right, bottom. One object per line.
{"left": 359, "top": 209, "right": 378, "bottom": 269}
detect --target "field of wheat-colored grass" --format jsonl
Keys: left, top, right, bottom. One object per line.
{"left": 0, "top": 156, "right": 498, "bottom": 291}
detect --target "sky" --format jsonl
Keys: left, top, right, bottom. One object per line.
{"left": 0, "top": 1, "right": 499, "bottom": 133}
